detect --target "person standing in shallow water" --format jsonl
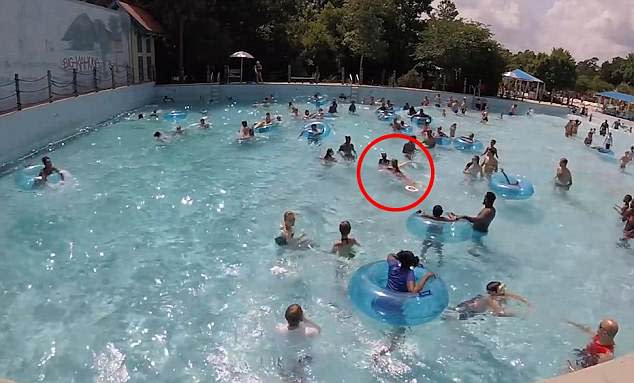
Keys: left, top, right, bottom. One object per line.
{"left": 455, "top": 192, "right": 496, "bottom": 233}
{"left": 566, "top": 319, "right": 618, "bottom": 371}
{"left": 331, "top": 220, "right": 360, "bottom": 258}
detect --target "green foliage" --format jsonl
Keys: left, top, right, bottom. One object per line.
{"left": 533, "top": 48, "right": 577, "bottom": 91}
{"left": 397, "top": 69, "right": 422, "bottom": 88}
{"left": 414, "top": 19, "right": 506, "bottom": 94}
{"left": 434, "top": 0, "right": 459, "bottom": 20}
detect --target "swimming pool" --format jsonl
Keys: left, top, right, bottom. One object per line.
{"left": 1, "top": 95, "right": 633, "bottom": 383}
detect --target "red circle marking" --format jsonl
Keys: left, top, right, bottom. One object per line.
{"left": 356, "top": 133, "right": 436, "bottom": 212}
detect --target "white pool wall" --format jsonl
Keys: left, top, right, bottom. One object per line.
{"left": 0, "top": 83, "right": 154, "bottom": 167}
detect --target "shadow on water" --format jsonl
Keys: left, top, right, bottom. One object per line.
{"left": 499, "top": 201, "right": 544, "bottom": 225}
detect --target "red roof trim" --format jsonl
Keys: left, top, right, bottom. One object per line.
{"left": 118, "top": 1, "right": 163, "bottom": 34}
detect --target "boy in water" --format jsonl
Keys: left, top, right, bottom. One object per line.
{"left": 449, "top": 281, "right": 530, "bottom": 320}
{"left": 36, "top": 156, "right": 65, "bottom": 185}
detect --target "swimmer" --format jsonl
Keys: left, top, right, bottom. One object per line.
{"left": 554, "top": 158, "right": 572, "bottom": 190}
{"left": 402, "top": 136, "right": 417, "bottom": 160}
{"left": 387, "top": 159, "right": 418, "bottom": 188}
{"left": 403, "top": 102, "right": 410, "bottom": 111}
{"left": 482, "top": 140, "right": 498, "bottom": 159}
{"left": 442, "top": 108, "right": 446, "bottom": 117}
{"left": 198, "top": 118, "right": 209, "bottom": 129}
{"left": 331, "top": 220, "right": 360, "bottom": 258}
{"left": 288, "top": 101, "right": 293, "bottom": 109}
{"left": 162, "top": 96, "right": 174, "bottom": 103}
{"left": 301, "top": 123, "right": 324, "bottom": 144}
{"left": 620, "top": 152, "right": 631, "bottom": 170}
{"left": 509, "top": 104, "right": 517, "bottom": 115}
{"left": 434, "top": 94, "right": 441, "bottom": 108}
{"left": 309, "top": 108, "right": 325, "bottom": 119}
{"left": 238, "top": 120, "right": 251, "bottom": 138}
{"left": 322, "top": 148, "right": 337, "bottom": 164}
{"left": 481, "top": 150, "right": 498, "bottom": 178}
{"left": 455, "top": 192, "right": 496, "bottom": 233}
{"left": 449, "top": 281, "right": 530, "bottom": 320}
{"left": 338, "top": 136, "right": 357, "bottom": 160}
{"left": 303, "top": 110, "right": 311, "bottom": 119}
{"left": 583, "top": 130, "right": 593, "bottom": 146}
{"left": 604, "top": 132, "right": 613, "bottom": 150}
{"left": 348, "top": 100, "right": 356, "bottom": 113}
{"left": 149, "top": 110, "right": 158, "bottom": 118}
{"left": 615, "top": 194, "right": 632, "bottom": 219}
{"left": 622, "top": 212, "right": 634, "bottom": 241}
{"left": 291, "top": 107, "right": 299, "bottom": 117}
{"left": 275, "top": 304, "right": 320, "bottom": 379}
{"left": 449, "top": 123, "right": 457, "bottom": 138}
{"left": 460, "top": 97, "right": 467, "bottom": 114}
{"left": 422, "top": 130, "right": 436, "bottom": 148}
{"left": 464, "top": 155, "right": 483, "bottom": 178}
{"left": 153, "top": 131, "right": 170, "bottom": 143}
{"left": 172, "top": 126, "right": 185, "bottom": 135}
{"left": 391, "top": 118, "right": 402, "bottom": 132}
{"left": 481, "top": 109, "right": 489, "bottom": 123}
{"left": 328, "top": 100, "right": 338, "bottom": 114}
{"left": 566, "top": 319, "right": 618, "bottom": 371}
{"left": 276, "top": 304, "right": 320, "bottom": 337}
{"left": 138, "top": 113, "right": 144, "bottom": 119}
{"left": 385, "top": 251, "right": 435, "bottom": 293}
{"left": 35, "top": 156, "right": 65, "bottom": 185}
{"left": 436, "top": 126, "right": 448, "bottom": 138}
{"left": 415, "top": 205, "right": 457, "bottom": 222}
{"left": 275, "top": 211, "right": 311, "bottom": 248}
{"left": 422, "top": 96, "right": 430, "bottom": 106}
{"left": 378, "top": 152, "right": 390, "bottom": 167}
{"left": 460, "top": 133, "right": 475, "bottom": 144}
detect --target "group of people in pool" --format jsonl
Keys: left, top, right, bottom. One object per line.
{"left": 575, "top": 118, "right": 634, "bottom": 171}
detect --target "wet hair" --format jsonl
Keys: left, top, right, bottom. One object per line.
{"left": 304, "top": 110, "right": 310, "bottom": 115}
{"left": 380, "top": 152, "right": 387, "bottom": 159}
{"left": 339, "top": 220, "right": 351, "bottom": 237}
{"left": 41, "top": 156, "right": 51, "bottom": 164}
{"left": 283, "top": 211, "right": 295, "bottom": 224}
{"left": 490, "top": 139, "right": 496, "bottom": 145}
{"left": 625, "top": 194, "right": 632, "bottom": 202}
{"left": 473, "top": 155, "right": 480, "bottom": 162}
{"left": 432, "top": 205, "right": 443, "bottom": 217}
{"left": 311, "top": 123, "right": 317, "bottom": 129}
{"left": 241, "top": 121, "right": 248, "bottom": 127}
{"left": 345, "top": 135, "right": 351, "bottom": 142}
{"left": 325, "top": 148, "right": 334, "bottom": 158}
{"left": 391, "top": 159, "right": 399, "bottom": 170}
{"left": 560, "top": 158, "right": 568, "bottom": 165}
{"left": 138, "top": 113, "right": 144, "bottom": 119}
{"left": 285, "top": 304, "right": 303, "bottom": 326}
{"left": 266, "top": 112, "right": 271, "bottom": 116}
{"left": 396, "top": 250, "right": 419, "bottom": 269}
{"left": 484, "top": 192, "right": 496, "bottom": 207}
{"left": 153, "top": 131, "right": 161, "bottom": 138}
{"left": 486, "top": 281, "right": 503, "bottom": 293}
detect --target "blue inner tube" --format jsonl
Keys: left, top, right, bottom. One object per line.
{"left": 254, "top": 120, "right": 279, "bottom": 133}
{"left": 300, "top": 121, "right": 331, "bottom": 142}
{"left": 489, "top": 173, "right": 534, "bottom": 200}
{"left": 405, "top": 213, "right": 473, "bottom": 243}
{"left": 14, "top": 165, "right": 63, "bottom": 191}
{"left": 348, "top": 261, "right": 449, "bottom": 326}
{"left": 163, "top": 110, "right": 188, "bottom": 122}
{"left": 411, "top": 115, "right": 432, "bottom": 125}
{"left": 453, "top": 138, "right": 484, "bottom": 152}
{"left": 436, "top": 136, "right": 453, "bottom": 146}
{"left": 310, "top": 96, "right": 328, "bottom": 106}
{"left": 375, "top": 108, "right": 394, "bottom": 114}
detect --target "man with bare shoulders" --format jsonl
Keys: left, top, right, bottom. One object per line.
{"left": 555, "top": 158, "right": 572, "bottom": 190}
{"left": 456, "top": 192, "right": 496, "bottom": 233}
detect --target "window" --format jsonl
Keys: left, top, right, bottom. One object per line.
{"left": 137, "top": 33, "right": 143, "bottom": 53}
{"left": 146, "top": 56, "right": 153, "bottom": 81}
{"left": 146, "top": 38, "right": 152, "bottom": 53}
{"left": 138, "top": 56, "right": 144, "bottom": 82}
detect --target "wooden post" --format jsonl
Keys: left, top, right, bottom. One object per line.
{"left": 14, "top": 73, "right": 21, "bottom": 110}
{"left": 72, "top": 69, "right": 78, "bottom": 96}
{"left": 93, "top": 66, "right": 98, "bottom": 92}
{"left": 47, "top": 70, "right": 52, "bottom": 102}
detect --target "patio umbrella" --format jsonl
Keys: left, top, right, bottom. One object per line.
{"left": 229, "top": 51, "right": 255, "bottom": 83}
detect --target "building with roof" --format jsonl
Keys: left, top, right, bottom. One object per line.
{"left": 111, "top": 1, "right": 162, "bottom": 84}
{"left": 597, "top": 91, "right": 634, "bottom": 121}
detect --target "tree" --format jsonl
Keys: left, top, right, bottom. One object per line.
{"left": 534, "top": 48, "right": 577, "bottom": 92}
{"left": 434, "top": 0, "right": 459, "bottom": 20}
{"left": 414, "top": 19, "right": 507, "bottom": 95}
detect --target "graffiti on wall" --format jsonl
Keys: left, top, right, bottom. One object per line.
{"left": 61, "top": 12, "right": 130, "bottom": 72}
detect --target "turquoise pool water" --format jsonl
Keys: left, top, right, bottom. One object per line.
{"left": 1, "top": 96, "right": 634, "bottom": 383}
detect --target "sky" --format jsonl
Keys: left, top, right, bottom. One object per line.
{"left": 441, "top": 0, "right": 634, "bottom": 61}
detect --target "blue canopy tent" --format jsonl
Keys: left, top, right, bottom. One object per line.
{"left": 500, "top": 69, "right": 544, "bottom": 100}
{"left": 597, "top": 91, "right": 634, "bottom": 120}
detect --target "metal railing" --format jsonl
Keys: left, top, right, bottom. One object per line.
{"left": 0, "top": 64, "right": 134, "bottom": 115}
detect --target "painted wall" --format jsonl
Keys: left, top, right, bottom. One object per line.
{"left": 0, "top": 0, "right": 131, "bottom": 111}
{"left": 0, "top": 83, "right": 154, "bottom": 167}
{"left": 154, "top": 83, "right": 570, "bottom": 117}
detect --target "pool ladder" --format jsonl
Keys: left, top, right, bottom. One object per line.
{"left": 209, "top": 84, "right": 220, "bottom": 104}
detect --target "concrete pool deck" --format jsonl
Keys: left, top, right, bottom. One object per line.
{"left": 541, "top": 354, "right": 634, "bottom": 383}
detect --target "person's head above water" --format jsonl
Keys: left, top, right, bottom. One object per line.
{"left": 345, "top": 135, "right": 351, "bottom": 143}
{"left": 486, "top": 281, "right": 506, "bottom": 295}
{"left": 432, "top": 205, "right": 443, "bottom": 218}
{"left": 560, "top": 157, "right": 568, "bottom": 167}
{"left": 285, "top": 304, "right": 304, "bottom": 327}
{"left": 325, "top": 148, "right": 334, "bottom": 157}
{"left": 138, "top": 113, "right": 143, "bottom": 119}
{"left": 41, "top": 156, "right": 52, "bottom": 167}
{"left": 623, "top": 194, "right": 632, "bottom": 204}
{"left": 483, "top": 192, "right": 496, "bottom": 207}
{"left": 598, "top": 319, "right": 619, "bottom": 340}
{"left": 396, "top": 250, "right": 419, "bottom": 270}
{"left": 490, "top": 139, "right": 496, "bottom": 146}
{"left": 266, "top": 112, "right": 271, "bottom": 117}
{"left": 283, "top": 211, "right": 296, "bottom": 226}
{"left": 311, "top": 123, "right": 317, "bottom": 131}
{"left": 153, "top": 131, "right": 161, "bottom": 138}
{"left": 304, "top": 110, "right": 310, "bottom": 115}
{"left": 391, "top": 159, "right": 400, "bottom": 171}
{"left": 472, "top": 155, "right": 480, "bottom": 163}
{"left": 241, "top": 121, "right": 248, "bottom": 127}
{"left": 339, "top": 220, "right": 351, "bottom": 238}
{"left": 381, "top": 152, "right": 387, "bottom": 160}
{"left": 469, "top": 133, "right": 475, "bottom": 139}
